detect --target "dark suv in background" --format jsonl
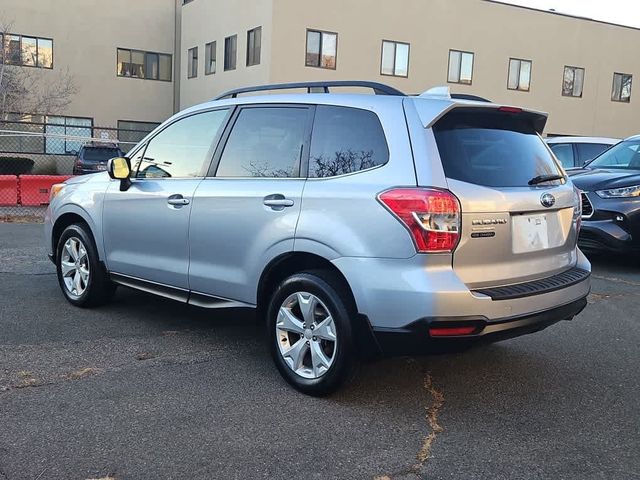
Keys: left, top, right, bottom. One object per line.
{"left": 72, "top": 143, "right": 124, "bottom": 175}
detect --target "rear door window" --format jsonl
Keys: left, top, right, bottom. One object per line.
{"left": 576, "top": 143, "right": 611, "bottom": 165}
{"left": 433, "top": 108, "right": 562, "bottom": 187}
{"left": 215, "top": 106, "right": 311, "bottom": 178}
{"left": 308, "top": 106, "right": 389, "bottom": 178}
{"left": 549, "top": 143, "right": 575, "bottom": 168}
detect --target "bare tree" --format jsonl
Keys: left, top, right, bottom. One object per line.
{"left": 0, "top": 19, "right": 77, "bottom": 121}
{"left": 311, "top": 149, "right": 376, "bottom": 177}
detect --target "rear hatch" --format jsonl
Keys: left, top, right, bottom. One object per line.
{"left": 430, "top": 106, "right": 579, "bottom": 289}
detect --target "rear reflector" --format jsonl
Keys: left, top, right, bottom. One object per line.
{"left": 378, "top": 188, "right": 461, "bottom": 253}
{"left": 498, "top": 106, "right": 523, "bottom": 114}
{"left": 429, "top": 326, "right": 477, "bottom": 337}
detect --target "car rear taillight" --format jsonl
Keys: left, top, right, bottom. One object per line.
{"left": 378, "top": 188, "right": 461, "bottom": 253}
{"left": 573, "top": 186, "right": 582, "bottom": 233}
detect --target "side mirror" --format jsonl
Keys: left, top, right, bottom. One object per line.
{"left": 107, "top": 157, "right": 132, "bottom": 191}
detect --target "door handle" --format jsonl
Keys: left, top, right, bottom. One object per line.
{"left": 263, "top": 194, "right": 294, "bottom": 208}
{"left": 167, "top": 194, "right": 190, "bottom": 206}
{"left": 263, "top": 199, "right": 294, "bottom": 207}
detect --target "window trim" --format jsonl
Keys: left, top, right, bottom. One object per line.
{"left": 447, "top": 49, "right": 474, "bottom": 85}
{"left": 130, "top": 107, "right": 232, "bottom": 180}
{"left": 116, "top": 47, "right": 172, "bottom": 82}
{"left": 305, "top": 29, "right": 338, "bottom": 70}
{"left": 611, "top": 72, "right": 632, "bottom": 103}
{"left": 205, "top": 41, "right": 216, "bottom": 75}
{"left": 380, "top": 40, "right": 410, "bottom": 78}
{"left": 562, "top": 65, "right": 585, "bottom": 98}
{"left": 0, "top": 33, "right": 54, "bottom": 69}
{"left": 207, "top": 104, "right": 314, "bottom": 179}
{"left": 224, "top": 35, "right": 237, "bottom": 71}
{"left": 507, "top": 57, "right": 532, "bottom": 92}
{"left": 187, "top": 46, "right": 198, "bottom": 79}
{"left": 246, "top": 26, "right": 262, "bottom": 67}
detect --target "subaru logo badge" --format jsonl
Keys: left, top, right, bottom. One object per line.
{"left": 540, "top": 193, "right": 555, "bottom": 208}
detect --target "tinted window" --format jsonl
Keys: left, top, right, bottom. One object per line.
{"left": 216, "top": 107, "right": 309, "bottom": 178}
{"left": 588, "top": 140, "right": 640, "bottom": 169}
{"left": 83, "top": 147, "right": 122, "bottom": 162}
{"left": 135, "top": 109, "right": 229, "bottom": 178}
{"left": 576, "top": 143, "right": 611, "bottom": 165}
{"left": 433, "top": 109, "right": 562, "bottom": 187}
{"left": 549, "top": 143, "right": 575, "bottom": 168}
{"left": 309, "top": 106, "right": 389, "bottom": 178}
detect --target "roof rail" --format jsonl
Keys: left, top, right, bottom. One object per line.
{"left": 214, "top": 81, "right": 406, "bottom": 100}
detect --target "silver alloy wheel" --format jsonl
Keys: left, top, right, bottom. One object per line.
{"left": 276, "top": 292, "right": 337, "bottom": 379}
{"left": 60, "top": 236, "right": 90, "bottom": 298}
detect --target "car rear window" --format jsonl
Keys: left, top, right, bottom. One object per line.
{"left": 433, "top": 108, "right": 562, "bottom": 187}
{"left": 82, "top": 148, "right": 122, "bottom": 162}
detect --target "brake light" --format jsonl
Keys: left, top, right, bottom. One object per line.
{"left": 498, "top": 106, "right": 523, "bottom": 114}
{"left": 574, "top": 186, "right": 582, "bottom": 233}
{"left": 378, "top": 188, "right": 461, "bottom": 253}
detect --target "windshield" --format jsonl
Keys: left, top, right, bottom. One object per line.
{"left": 82, "top": 147, "right": 122, "bottom": 162}
{"left": 588, "top": 139, "right": 640, "bottom": 170}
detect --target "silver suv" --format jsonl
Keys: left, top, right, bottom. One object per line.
{"left": 45, "top": 81, "right": 591, "bottom": 395}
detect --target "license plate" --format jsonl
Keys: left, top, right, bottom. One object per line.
{"left": 512, "top": 214, "right": 549, "bottom": 253}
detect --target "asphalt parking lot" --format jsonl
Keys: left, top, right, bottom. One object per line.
{"left": 1, "top": 223, "right": 638, "bottom": 480}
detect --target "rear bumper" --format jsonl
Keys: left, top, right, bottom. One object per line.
{"left": 332, "top": 249, "right": 591, "bottom": 330}
{"left": 372, "top": 297, "right": 588, "bottom": 355}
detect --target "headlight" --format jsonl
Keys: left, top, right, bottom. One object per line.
{"left": 595, "top": 185, "right": 640, "bottom": 198}
{"left": 49, "top": 183, "right": 66, "bottom": 201}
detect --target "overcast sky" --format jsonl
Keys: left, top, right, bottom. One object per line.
{"left": 501, "top": 0, "right": 640, "bottom": 28}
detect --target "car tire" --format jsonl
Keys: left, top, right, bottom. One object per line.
{"left": 266, "top": 270, "right": 358, "bottom": 396}
{"left": 56, "top": 223, "right": 116, "bottom": 308}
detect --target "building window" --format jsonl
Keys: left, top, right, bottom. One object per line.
{"left": 508, "top": 58, "right": 532, "bottom": 91}
{"left": 224, "top": 35, "right": 237, "bottom": 71}
{"left": 246, "top": 27, "right": 262, "bottom": 67}
{"left": 117, "top": 48, "right": 172, "bottom": 81}
{"left": 612, "top": 73, "right": 632, "bottom": 103}
{"left": 188, "top": 47, "right": 198, "bottom": 78}
{"left": 45, "top": 116, "right": 93, "bottom": 154}
{"left": 0, "top": 33, "right": 53, "bottom": 69}
{"left": 117, "top": 120, "right": 160, "bottom": 152}
{"left": 205, "top": 41, "right": 216, "bottom": 75}
{"left": 305, "top": 29, "right": 337, "bottom": 69}
{"left": 381, "top": 40, "right": 409, "bottom": 77}
{"left": 447, "top": 50, "right": 473, "bottom": 84}
{"left": 562, "top": 66, "right": 585, "bottom": 98}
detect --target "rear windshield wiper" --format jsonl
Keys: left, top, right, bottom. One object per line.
{"left": 528, "top": 174, "right": 565, "bottom": 186}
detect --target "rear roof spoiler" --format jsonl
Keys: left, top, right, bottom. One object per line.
{"left": 408, "top": 98, "right": 549, "bottom": 134}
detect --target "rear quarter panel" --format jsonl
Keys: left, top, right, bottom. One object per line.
{"left": 295, "top": 99, "right": 420, "bottom": 259}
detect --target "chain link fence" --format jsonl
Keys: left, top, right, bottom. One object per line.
{"left": 0, "top": 120, "right": 152, "bottom": 221}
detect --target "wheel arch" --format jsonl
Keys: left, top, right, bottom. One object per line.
{"left": 51, "top": 211, "right": 97, "bottom": 262}
{"left": 257, "top": 251, "right": 381, "bottom": 358}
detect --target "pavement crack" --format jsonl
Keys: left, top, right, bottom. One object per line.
{"left": 374, "top": 372, "right": 445, "bottom": 480}
{"left": 415, "top": 374, "right": 445, "bottom": 466}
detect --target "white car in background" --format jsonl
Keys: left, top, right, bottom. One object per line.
{"left": 547, "top": 136, "right": 619, "bottom": 169}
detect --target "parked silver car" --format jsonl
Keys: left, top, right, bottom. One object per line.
{"left": 45, "top": 81, "right": 591, "bottom": 395}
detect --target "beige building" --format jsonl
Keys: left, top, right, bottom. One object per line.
{"left": 2, "top": 0, "right": 640, "bottom": 140}
{"left": 0, "top": 0, "right": 178, "bottom": 149}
